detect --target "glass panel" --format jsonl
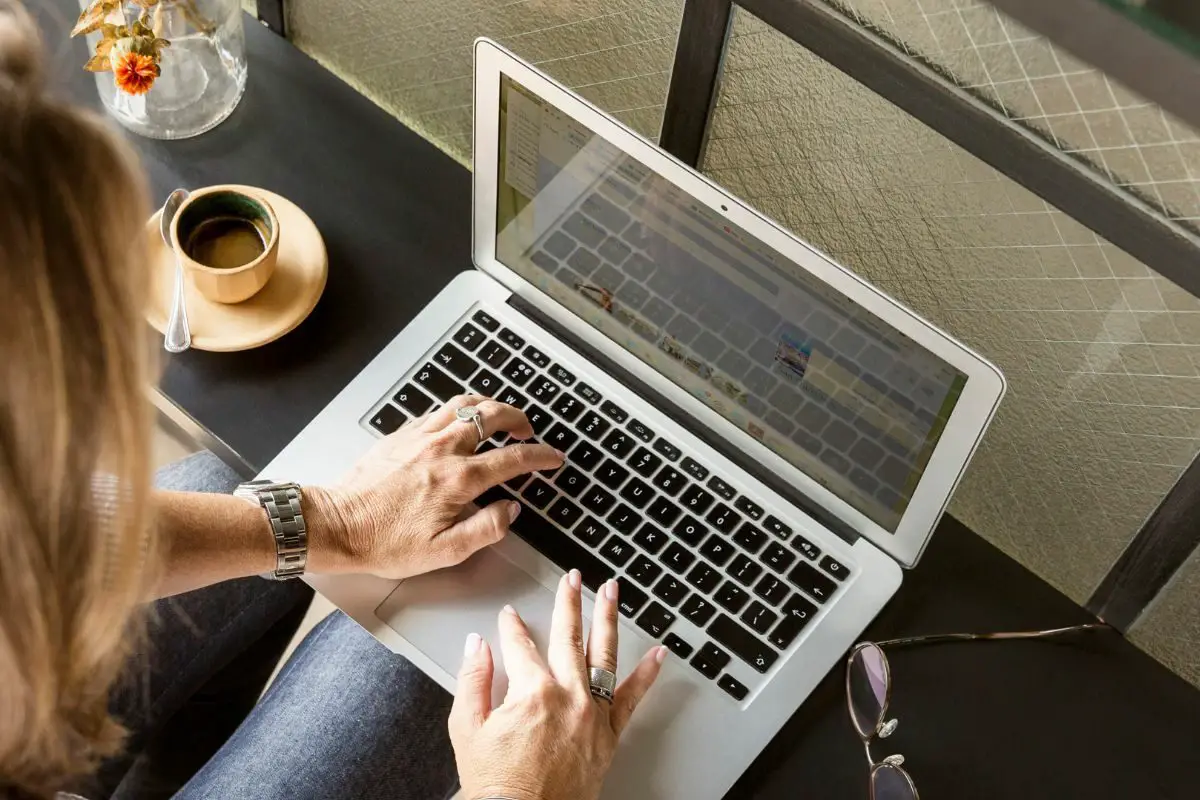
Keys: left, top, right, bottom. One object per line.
{"left": 1129, "top": 542, "right": 1200, "bottom": 688}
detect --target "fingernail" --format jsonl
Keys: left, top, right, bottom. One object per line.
{"left": 464, "top": 632, "right": 481, "bottom": 656}
{"left": 569, "top": 568, "right": 581, "bottom": 590}
{"left": 655, "top": 645, "right": 668, "bottom": 664}
{"left": 508, "top": 501, "right": 521, "bottom": 522}
{"left": 554, "top": 449, "right": 567, "bottom": 461}
{"left": 605, "top": 578, "right": 619, "bottom": 601}
{"left": 502, "top": 604, "right": 516, "bottom": 616}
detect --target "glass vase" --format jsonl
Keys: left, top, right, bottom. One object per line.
{"left": 84, "top": 0, "right": 247, "bottom": 139}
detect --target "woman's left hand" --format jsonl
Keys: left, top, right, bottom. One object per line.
{"left": 306, "top": 394, "right": 564, "bottom": 579}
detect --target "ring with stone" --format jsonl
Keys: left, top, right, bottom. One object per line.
{"left": 455, "top": 405, "right": 485, "bottom": 445}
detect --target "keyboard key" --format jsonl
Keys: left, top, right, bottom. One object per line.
{"left": 741, "top": 601, "right": 779, "bottom": 635}
{"left": 763, "top": 515, "right": 792, "bottom": 540}
{"left": 761, "top": 542, "right": 797, "bottom": 573}
{"left": 690, "top": 642, "right": 730, "bottom": 679}
{"left": 709, "top": 614, "right": 777, "bottom": 673}
{"left": 718, "top": 674, "right": 748, "bottom": 701}
{"left": 680, "top": 485, "right": 715, "bottom": 515}
{"left": 509, "top": 501, "right": 613, "bottom": 591}
{"left": 453, "top": 323, "right": 485, "bottom": 351}
{"left": 528, "top": 376, "right": 561, "bottom": 404}
{"left": 576, "top": 411, "right": 612, "bottom": 441}
{"left": 686, "top": 561, "right": 722, "bottom": 593}
{"left": 673, "top": 516, "right": 708, "bottom": 546}
{"left": 653, "top": 439, "right": 682, "bottom": 461}
{"left": 600, "top": 400, "right": 628, "bottom": 423}
{"left": 522, "top": 345, "right": 551, "bottom": 368}
{"left": 619, "top": 478, "right": 654, "bottom": 509}
{"left": 646, "top": 496, "right": 682, "bottom": 527}
{"left": 616, "top": 577, "right": 649, "bottom": 617}
{"left": 595, "top": 459, "right": 630, "bottom": 489}
{"left": 629, "top": 448, "right": 663, "bottom": 477}
{"left": 706, "top": 503, "right": 740, "bottom": 534}
{"left": 369, "top": 404, "right": 407, "bottom": 435}
{"left": 472, "top": 310, "right": 499, "bottom": 331}
{"left": 792, "top": 535, "right": 821, "bottom": 561}
{"left": 607, "top": 504, "right": 641, "bottom": 534}
{"left": 733, "top": 523, "right": 767, "bottom": 554}
{"left": 820, "top": 555, "right": 849, "bottom": 581}
{"left": 521, "top": 479, "right": 556, "bottom": 509}
{"left": 628, "top": 554, "right": 663, "bottom": 586}
{"left": 570, "top": 441, "right": 604, "bottom": 471}
{"left": 663, "top": 633, "right": 694, "bottom": 659}
{"left": 627, "top": 419, "right": 654, "bottom": 442}
{"left": 502, "top": 358, "right": 536, "bottom": 387}
{"left": 552, "top": 393, "right": 584, "bottom": 422}
{"left": 393, "top": 383, "right": 434, "bottom": 416}
{"left": 727, "top": 554, "right": 763, "bottom": 586}
{"left": 660, "top": 542, "right": 696, "bottom": 574}
{"left": 787, "top": 561, "right": 838, "bottom": 603}
{"left": 554, "top": 466, "right": 590, "bottom": 498}
{"left": 651, "top": 466, "right": 687, "bottom": 496}
{"left": 633, "top": 523, "right": 668, "bottom": 555}
{"left": 479, "top": 341, "right": 511, "bottom": 369}
{"left": 700, "top": 535, "right": 735, "bottom": 566}
{"left": 547, "top": 497, "right": 583, "bottom": 529}
{"left": 496, "top": 386, "right": 527, "bottom": 410}
{"left": 505, "top": 471, "right": 531, "bottom": 491}
{"left": 575, "top": 382, "right": 602, "bottom": 404}
{"left": 580, "top": 485, "right": 616, "bottom": 515}
{"left": 599, "top": 534, "right": 635, "bottom": 566}
{"left": 469, "top": 369, "right": 504, "bottom": 396}
{"left": 681, "top": 595, "right": 716, "bottom": 626}
{"left": 636, "top": 602, "right": 676, "bottom": 638}
{"left": 681, "top": 457, "right": 709, "bottom": 481}
{"left": 734, "top": 496, "right": 764, "bottom": 521}
{"left": 525, "top": 404, "right": 553, "bottom": 436}
{"left": 549, "top": 364, "right": 576, "bottom": 386}
{"left": 433, "top": 343, "right": 478, "bottom": 380}
{"left": 714, "top": 581, "right": 749, "bottom": 613}
{"left": 414, "top": 363, "right": 463, "bottom": 401}
{"left": 601, "top": 430, "right": 635, "bottom": 459}
{"left": 770, "top": 594, "right": 818, "bottom": 649}
{"left": 498, "top": 327, "right": 525, "bottom": 350}
{"left": 544, "top": 423, "right": 579, "bottom": 452}
{"left": 653, "top": 575, "right": 690, "bottom": 607}
{"left": 754, "top": 575, "right": 789, "bottom": 606}
{"left": 574, "top": 516, "right": 608, "bottom": 547}
{"left": 707, "top": 475, "right": 736, "bottom": 500}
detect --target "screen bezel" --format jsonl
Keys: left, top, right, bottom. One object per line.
{"left": 471, "top": 38, "right": 1005, "bottom": 568}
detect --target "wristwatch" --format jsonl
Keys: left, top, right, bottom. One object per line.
{"left": 234, "top": 480, "right": 308, "bottom": 580}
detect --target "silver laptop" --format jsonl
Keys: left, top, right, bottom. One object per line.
{"left": 262, "top": 38, "right": 1005, "bottom": 800}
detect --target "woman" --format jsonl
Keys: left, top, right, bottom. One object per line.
{"left": 0, "top": 4, "right": 663, "bottom": 799}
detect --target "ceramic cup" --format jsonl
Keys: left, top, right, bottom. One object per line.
{"left": 170, "top": 186, "right": 280, "bottom": 304}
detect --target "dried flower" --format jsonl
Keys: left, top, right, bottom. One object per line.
{"left": 70, "top": 0, "right": 173, "bottom": 96}
{"left": 110, "top": 40, "right": 158, "bottom": 95}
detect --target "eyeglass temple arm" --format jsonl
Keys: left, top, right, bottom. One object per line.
{"left": 874, "top": 622, "right": 1109, "bottom": 650}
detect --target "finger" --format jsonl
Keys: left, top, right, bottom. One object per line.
{"left": 457, "top": 443, "right": 564, "bottom": 498}
{"left": 547, "top": 569, "right": 587, "bottom": 691}
{"left": 435, "top": 499, "right": 521, "bottom": 568}
{"left": 439, "top": 400, "right": 535, "bottom": 450}
{"left": 586, "top": 578, "right": 620, "bottom": 676}
{"left": 448, "top": 633, "right": 495, "bottom": 740}
{"left": 420, "top": 394, "right": 486, "bottom": 431}
{"left": 610, "top": 645, "right": 668, "bottom": 736}
{"left": 497, "top": 604, "right": 549, "bottom": 700}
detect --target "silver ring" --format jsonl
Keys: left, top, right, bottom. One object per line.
{"left": 455, "top": 405, "right": 485, "bottom": 445}
{"left": 588, "top": 667, "right": 617, "bottom": 704}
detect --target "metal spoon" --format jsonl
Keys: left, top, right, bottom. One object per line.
{"left": 160, "top": 188, "right": 191, "bottom": 353}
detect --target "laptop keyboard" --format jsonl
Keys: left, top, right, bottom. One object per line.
{"left": 364, "top": 308, "right": 855, "bottom": 703}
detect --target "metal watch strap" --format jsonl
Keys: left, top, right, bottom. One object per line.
{"left": 235, "top": 481, "right": 308, "bottom": 580}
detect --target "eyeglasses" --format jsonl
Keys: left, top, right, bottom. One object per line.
{"left": 846, "top": 622, "right": 1110, "bottom": 799}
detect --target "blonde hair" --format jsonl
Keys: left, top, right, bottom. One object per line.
{"left": 0, "top": 3, "right": 159, "bottom": 796}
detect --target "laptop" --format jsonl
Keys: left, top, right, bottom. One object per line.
{"left": 262, "top": 38, "right": 1005, "bottom": 799}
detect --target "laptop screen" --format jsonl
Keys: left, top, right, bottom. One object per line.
{"left": 494, "top": 75, "right": 967, "bottom": 533}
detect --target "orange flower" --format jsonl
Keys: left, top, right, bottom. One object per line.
{"left": 113, "top": 50, "right": 157, "bottom": 95}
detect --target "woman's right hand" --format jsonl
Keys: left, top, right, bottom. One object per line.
{"left": 449, "top": 569, "right": 667, "bottom": 800}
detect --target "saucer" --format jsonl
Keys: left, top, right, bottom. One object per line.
{"left": 145, "top": 185, "right": 328, "bottom": 352}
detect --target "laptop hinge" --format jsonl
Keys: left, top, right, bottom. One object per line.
{"left": 507, "top": 295, "right": 861, "bottom": 547}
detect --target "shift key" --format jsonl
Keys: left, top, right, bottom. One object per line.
{"left": 708, "top": 614, "right": 778, "bottom": 674}
{"left": 509, "top": 501, "right": 614, "bottom": 591}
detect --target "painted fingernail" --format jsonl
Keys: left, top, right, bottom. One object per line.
{"left": 508, "top": 501, "right": 521, "bottom": 522}
{"left": 605, "top": 578, "right": 619, "bottom": 601}
{"left": 569, "top": 568, "right": 582, "bottom": 590}
{"left": 464, "top": 632, "right": 481, "bottom": 656}
{"left": 655, "top": 645, "right": 668, "bottom": 664}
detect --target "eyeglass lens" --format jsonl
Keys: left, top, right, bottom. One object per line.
{"left": 849, "top": 643, "right": 889, "bottom": 737}
{"left": 871, "top": 763, "right": 917, "bottom": 800}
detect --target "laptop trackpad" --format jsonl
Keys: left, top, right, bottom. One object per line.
{"left": 375, "top": 546, "right": 563, "bottom": 706}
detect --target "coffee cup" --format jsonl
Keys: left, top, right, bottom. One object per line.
{"left": 170, "top": 186, "right": 280, "bottom": 304}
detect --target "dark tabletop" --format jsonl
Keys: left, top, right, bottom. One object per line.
{"left": 38, "top": 4, "right": 1200, "bottom": 797}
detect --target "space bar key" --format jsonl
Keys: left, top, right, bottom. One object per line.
{"left": 509, "top": 502, "right": 615, "bottom": 591}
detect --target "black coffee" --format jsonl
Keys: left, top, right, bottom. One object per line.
{"left": 185, "top": 216, "right": 268, "bottom": 270}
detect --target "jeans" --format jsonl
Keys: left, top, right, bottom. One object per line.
{"left": 94, "top": 452, "right": 458, "bottom": 800}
